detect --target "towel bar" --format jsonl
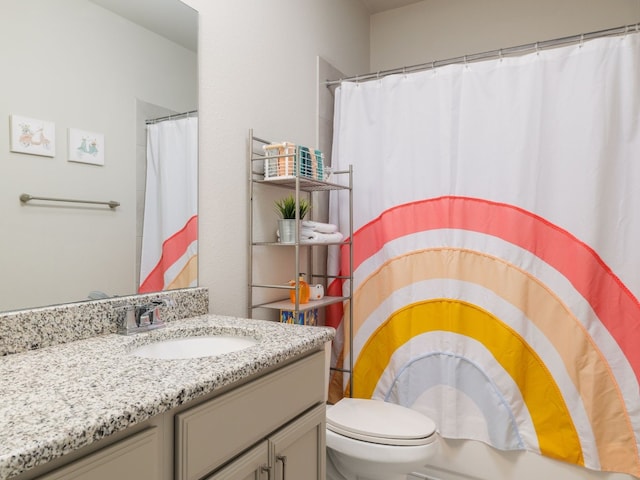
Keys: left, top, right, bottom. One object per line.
{"left": 19, "top": 193, "right": 120, "bottom": 209}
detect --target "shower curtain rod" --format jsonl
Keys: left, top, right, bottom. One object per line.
{"left": 325, "top": 22, "right": 639, "bottom": 87}
{"left": 145, "top": 109, "right": 198, "bottom": 125}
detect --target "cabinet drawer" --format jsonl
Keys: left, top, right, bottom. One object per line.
{"left": 175, "top": 350, "right": 325, "bottom": 480}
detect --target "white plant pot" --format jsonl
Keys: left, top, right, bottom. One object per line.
{"left": 278, "top": 219, "right": 297, "bottom": 244}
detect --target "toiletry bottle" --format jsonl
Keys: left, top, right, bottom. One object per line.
{"left": 289, "top": 274, "right": 310, "bottom": 304}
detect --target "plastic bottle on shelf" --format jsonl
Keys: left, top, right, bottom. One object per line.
{"left": 289, "top": 274, "right": 310, "bottom": 304}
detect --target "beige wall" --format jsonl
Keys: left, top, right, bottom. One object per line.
{"left": 371, "top": 0, "right": 640, "bottom": 71}
{"left": 182, "top": 0, "right": 370, "bottom": 316}
{"left": 0, "top": 0, "right": 197, "bottom": 311}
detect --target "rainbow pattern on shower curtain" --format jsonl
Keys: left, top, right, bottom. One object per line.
{"left": 327, "top": 33, "right": 640, "bottom": 477}
{"left": 140, "top": 116, "right": 198, "bottom": 293}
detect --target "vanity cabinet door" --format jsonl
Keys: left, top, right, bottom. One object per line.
{"left": 175, "top": 350, "right": 325, "bottom": 480}
{"left": 270, "top": 403, "right": 326, "bottom": 480}
{"left": 37, "top": 428, "right": 160, "bottom": 480}
{"left": 205, "top": 404, "right": 326, "bottom": 480}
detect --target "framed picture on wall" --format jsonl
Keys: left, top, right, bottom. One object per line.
{"left": 9, "top": 115, "right": 56, "bottom": 157}
{"left": 68, "top": 128, "right": 105, "bottom": 166}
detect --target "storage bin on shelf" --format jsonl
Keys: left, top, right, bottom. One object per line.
{"left": 263, "top": 142, "right": 325, "bottom": 181}
{"left": 280, "top": 308, "right": 318, "bottom": 326}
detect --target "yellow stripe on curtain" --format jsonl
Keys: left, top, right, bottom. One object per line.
{"left": 354, "top": 299, "right": 583, "bottom": 466}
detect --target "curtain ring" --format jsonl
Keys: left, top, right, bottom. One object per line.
{"left": 535, "top": 42, "right": 540, "bottom": 55}
{"left": 499, "top": 49, "right": 503, "bottom": 62}
{"left": 580, "top": 34, "right": 584, "bottom": 48}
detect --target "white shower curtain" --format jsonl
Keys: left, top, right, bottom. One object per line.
{"left": 140, "top": 116, "right": 198, "bottom": 293}
{"left": 328, "top": 32, "right": 640, "bottom": 476}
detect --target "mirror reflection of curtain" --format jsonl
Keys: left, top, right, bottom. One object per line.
{"left": 140, "top": 116, "right": 198, "bottom": 293}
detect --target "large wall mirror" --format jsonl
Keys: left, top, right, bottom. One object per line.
{"left": 0, "top": 0, "right": 198, "bottom": 312}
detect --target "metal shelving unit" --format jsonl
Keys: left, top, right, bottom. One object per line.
{"left": 247, "top": 129, "right": 354, "bottom": 396}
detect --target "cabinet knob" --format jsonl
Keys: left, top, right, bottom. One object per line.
{"left": 261, "top": 464, "right": 272, "bottom": 479}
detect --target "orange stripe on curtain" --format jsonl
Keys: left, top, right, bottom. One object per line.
{"left": 350, "top": 248, "right": 638, "bottom": 474}
{"left": 166, "top": 254, "right": 198, "bottom": 290}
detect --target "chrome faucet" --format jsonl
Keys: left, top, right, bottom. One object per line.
{"left": 136, "top": 301, "right": 160, "bottom": 326}
{"left": 116, "top": 298, "right": 175, "bottom": 335}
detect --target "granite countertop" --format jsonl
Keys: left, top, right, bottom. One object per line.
{"left": 0, "top": 314, "right": 335, "bottom": 479}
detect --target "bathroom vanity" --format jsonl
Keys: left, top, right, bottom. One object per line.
{"left": 0, "top": 311, "right": 334, "bottom": 480}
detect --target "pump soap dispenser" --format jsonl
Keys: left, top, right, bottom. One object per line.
{"left": 289, "top": 274, "right": 310, "bottom": 304}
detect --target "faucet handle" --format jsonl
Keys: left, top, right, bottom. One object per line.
{"left": 150, "top": 298, "right": 176, "bottom": 323}
{"left": 113, "top": 304, "right": 137, "bottom": 333}
{"left": 135, "top": 302, "right": 155, "bottom": 327}
{"left": 114, "top": 299, "right": 173, "bottom": 335}
{"left": 137, "top": 297, "right": 174, "bottom": 326}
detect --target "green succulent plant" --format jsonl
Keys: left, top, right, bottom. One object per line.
{"left": 275, "top": 194, "right": 310, "bottom": 219}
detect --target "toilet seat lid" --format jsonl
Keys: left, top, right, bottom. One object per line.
{"left": 326, "top": 398, "right": 437, "bottom": 446}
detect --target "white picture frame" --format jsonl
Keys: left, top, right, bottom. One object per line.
{"left": 9, "top": 115, "right": 56, "bottom": 157}
{"left": 68, "top": 128, "right": 105, "bottom": 166}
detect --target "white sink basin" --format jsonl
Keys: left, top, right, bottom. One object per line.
{"left": 130, "top": 335, "right": 258, "bottom": 360}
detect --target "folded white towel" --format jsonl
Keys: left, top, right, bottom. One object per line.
{"left": 277, "top": 227, "right": 315, "bottom": 239}
{"left": 300, "top": 231, "right": 344, "bottom": 244}
{"left": 302, "top": 220, "right": 338, "bottom": 234}
{"left": 299, "top": 227, "right": 315, "bottom": 239}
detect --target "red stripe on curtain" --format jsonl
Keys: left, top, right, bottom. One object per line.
{"left": 327, "top": 195, "right": 640, "bottom": 380}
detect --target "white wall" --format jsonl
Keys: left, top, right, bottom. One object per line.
{"left": 182, "top": 0, "right": 370, "bottom": 317}
{"left": 372, "top": 2, "right": 640, "bottom": 479}
{"left": 371, "top": 0, "right": 640, "bottom": 71}
{"left": 0, "top": 0, "right": 197, "bottom": 311}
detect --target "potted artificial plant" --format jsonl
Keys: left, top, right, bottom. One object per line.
{"left": 275, "top": 194, "right": 310, "bottom": 243}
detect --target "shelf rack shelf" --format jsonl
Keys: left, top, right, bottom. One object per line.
{"left": 247, "top": 129, "right": 354, "bottom": 397}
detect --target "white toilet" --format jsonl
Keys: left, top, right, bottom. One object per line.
{"left": 326, "top": 398, "right": 438, "bottom": 480}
